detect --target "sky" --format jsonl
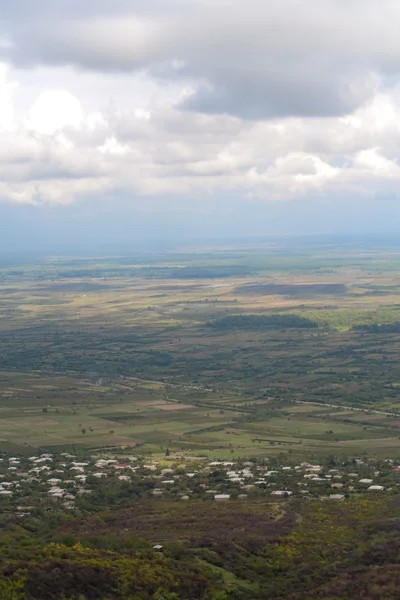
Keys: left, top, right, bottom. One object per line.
{"left": 1, "top": 0, "right": 400, "bottom": 251}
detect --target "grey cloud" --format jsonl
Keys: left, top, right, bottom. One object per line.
{"left": 180, "top": 69, "right": 375, "bottom": 119}
{"left": 1, "top": 0, "right": 400, "bottom": 118}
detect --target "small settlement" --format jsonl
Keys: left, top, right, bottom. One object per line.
{"left": 0, "top": 451, "right": 399, "bottom": 517}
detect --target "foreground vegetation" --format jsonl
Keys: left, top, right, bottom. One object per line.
{"left": 2, "top": 488, "right": 400, "bottom": 598}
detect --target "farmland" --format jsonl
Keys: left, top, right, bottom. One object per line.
{"left": 2, "top": 237, "right": 400, "bottom": 458}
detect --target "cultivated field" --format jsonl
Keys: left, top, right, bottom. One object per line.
{"left": 2, "top": 237, "right": 400, "bottom": 458}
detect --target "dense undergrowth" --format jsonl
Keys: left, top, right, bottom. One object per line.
{"left": 2, "top": 497, "right": 400, "bottom": 599}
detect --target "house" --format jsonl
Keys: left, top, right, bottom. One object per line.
{"left": 47, "top": 487, "right": 65, "bottom": 495}
{"left": 214, "top": 494, "right": 230, "bottom": 501}
{"left": 271, "top": 490, "right": 293, "bottom": 497}
{"left": 242, "top": 471, "right": 253, "bottom": 478}
{"left": 368, "top": 485, "right": 384, "bottom": 491}
{"left": 153, "top": 545, "right": 163, "bottom": 551}
{"left": 329, "top": 494, "right": 345, "bottom": 501}
{"left": 359, "top": 479, "right": 373, "bottom": 484}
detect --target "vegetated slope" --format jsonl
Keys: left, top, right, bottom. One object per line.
{"left": 3, "top": 497, "right": 400, "bottom": 598}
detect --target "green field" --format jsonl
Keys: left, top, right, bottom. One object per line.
{"left": 2, "top": 239, "right": 400, "bottom": 458}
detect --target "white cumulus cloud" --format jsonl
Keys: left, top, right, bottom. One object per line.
{"left": 0, "top": 2, "right": 399, "bottom": 207}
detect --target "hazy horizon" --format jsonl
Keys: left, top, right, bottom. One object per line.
{"left": 2, "top": 195, "right": 400, "bottom": 255}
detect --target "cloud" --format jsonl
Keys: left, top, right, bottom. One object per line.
{"left": 27, "top": 90, "right": 84, "bottom": 135}
{"left": 0, "top": 3, "right": 400, "bottom": 209}
{"left": 0, "top": 65, "right": 399, "bottom": 207}
{"left": 1, "top": 1, "right": 400, "bottom": 119}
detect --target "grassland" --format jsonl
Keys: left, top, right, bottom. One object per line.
{"left": 2, "top": 238, "right": 400, "bottom": 458}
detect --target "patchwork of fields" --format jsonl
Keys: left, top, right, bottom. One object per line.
{"left": 1, "top": 369, "right": 400, "bottom": 458}
{"left": 2, "top": 240, "right": 400, "bottom": 458}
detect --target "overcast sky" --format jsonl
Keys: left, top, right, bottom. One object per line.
{"left": 1, "top": 0, "right": 400, "bottom": 251}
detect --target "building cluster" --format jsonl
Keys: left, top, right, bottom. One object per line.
{"left": 0, "top": 451, "right": 398, "bottom": 516}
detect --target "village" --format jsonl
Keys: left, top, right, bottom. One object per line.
{"left": 0, "top": 450, "right": 399, "bottom": 517}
